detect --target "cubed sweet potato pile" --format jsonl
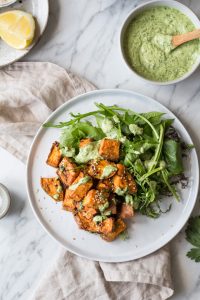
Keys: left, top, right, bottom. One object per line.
{"left": 41, "top": 138, "right": 137, "bottom": 241}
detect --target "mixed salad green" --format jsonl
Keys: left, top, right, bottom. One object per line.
{"left": 44, "top": 103, "right": 191, "bottom": 218}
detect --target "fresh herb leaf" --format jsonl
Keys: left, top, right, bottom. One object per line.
{"left": 186, "top": 217, "right": 200, "bottom": 247}
{"left": 161, "top": 169, "right": 180, "bottom": 201}
{"left": 186, "top": 248, "right": 200, "bottom": 262}
{"left": 164, "top": 139, "right": 183, "bottom": 175}
{"left": 93, "top": 215, "right": 107, "bottom": 224}
{"left": 59, "top": 122, "right": 104, "bottom": 149}
{"left": 141, "top": 112, "right": 165, "bottom": 125}
{"left": 148, "top": 124, "right": 164, "bottom": 172}
{"left": 186, "top": 216, "right": 200, "bottom": 262}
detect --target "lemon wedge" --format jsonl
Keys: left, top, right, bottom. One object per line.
{"left": 0, "top": 10, "right": 35, "bottom": 49}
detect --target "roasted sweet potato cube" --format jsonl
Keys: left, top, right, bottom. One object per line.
{"left": 106, "top": 198, "right": 117, "bottom": 214}
{"left": 99, "top": 139, "right": 120, "bottom": 161}
{"left": 79, "top": 138, "right": 93, "bottom": 148}
{"left": 41, "top": 177, "right": 64, "bottom": 201}
{"left": 63, "top": 196, "right": 76, "bottom": 212}
{"left": 81, "top": 208, "right": 98, "bottom": 220}
{"left": 127, "top": 173, "right": 137, "bottom": 194}
{"left": 46, "top": 142, "right": 62, "bottom": 167}
{"left": 83, "top": 189, "right": 109, "bottom": 209}
{"left": 101, "top": 218, "right": 115, "bottom": 235}
{"left": 97, "top": 178, "right": 113, "bottom": 191}
{"left": 119, "top": 203, "right": 134, "bottom": 219}
{"left": 113, "top": 174, "right": 127, "bottom": 194}
{"left": 65, "top": 172, "right": 93, "bottom": 202}
{"left": 74, "top": 212, "right": 98, "bottom": 233}
{"left": 88, "top": 159, "right": 117, "bottom": 179}
{"left": 74, "top": 212, "right": 114, "bottom": 234}
{"left": 112, "top": 166, "right": 137, "bottom": 195}
{"left": 57, "top": 157, "right": 80, "bottom": 187}
{"left": 83, "top": 189, "right": 96, "bottom": 208}
{"left": 101, "top": 218, "right": 126, "bottom": 241}
{"left": 116, "top": 164, "right": 126, "bottom": 176}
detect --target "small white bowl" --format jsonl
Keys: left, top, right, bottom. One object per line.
{"left": 0, "top": 0, "right": 17, "bottom": 8}
{"left": 120, "top": 0, "right": 200, "bottom": 85}
{"left": 0, "top": 183, "right": 11, "bottom": 219}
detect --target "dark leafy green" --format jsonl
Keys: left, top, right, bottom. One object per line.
{"left": 163, "top": 139, "right": 183, "bottom": 175}
{"left": 186, "top": 216, "right": 200, "bottom": 262}
{"left": 59, "top": 122, "right": 105, "bottom": 149}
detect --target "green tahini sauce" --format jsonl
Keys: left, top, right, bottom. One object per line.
{"left": 69, "top": 176, "right": 91, "bottom": 190}
{"left": 101, "top": 165, "right": 117, "bottom": 179}
{"left": 75, "top": 141, "right": 101, "bottom": 164}
{"left": 123, "top": 6, "right": 200, "bottom": 82}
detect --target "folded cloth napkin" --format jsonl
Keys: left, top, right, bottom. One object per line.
{"left": 0, "top": 62, "right": 174, "bottom": 300}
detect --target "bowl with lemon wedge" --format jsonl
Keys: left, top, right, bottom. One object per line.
{"left": 0, "top": 0, "right": 49, "bottom": 67}
{"left": 0, "top": 0, "right": 17, "bottom": 8}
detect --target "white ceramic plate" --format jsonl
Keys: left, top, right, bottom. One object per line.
{"left": 27, "top": 89, "right": 199, "bottom": 262}
{"left": 0, "top": 0, "right": 49, "bottom": 67}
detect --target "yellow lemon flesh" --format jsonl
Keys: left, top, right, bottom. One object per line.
{"left": 0, "top": 10, "right": 35, "bottom": 49}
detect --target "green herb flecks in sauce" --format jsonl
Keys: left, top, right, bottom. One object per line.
{"left": 123, "top": 6, "right": 200, "bottom": 81}
{"left": 115, "top": 187, "right": 128, "bottom": 196}
{"left": 75, "top": 141, "right": 101, "bottom": 164}
{"left": 101, "top": 165, "right": 117, "bottom": 179}
{"left": 69, "top": 176, "right": 91, "bottom": 190}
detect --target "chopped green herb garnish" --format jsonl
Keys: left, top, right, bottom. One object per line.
{"left": 99, "top": 202, "right": 109, "bottom": 213}
{"left": 119, "top": 230, "right": 129, "bottom": 241}
{"left": 93, "top": 215, "right": 107, "bottom": 224}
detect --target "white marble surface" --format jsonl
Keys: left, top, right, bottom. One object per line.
{"left": 1, "top": 0, "right": 200, "bottom": 299}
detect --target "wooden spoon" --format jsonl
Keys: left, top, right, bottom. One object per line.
{"left": 172, "top": 29, "right": 200, "bottom": 48}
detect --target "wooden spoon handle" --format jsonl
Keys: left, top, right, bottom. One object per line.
{"left": 172, "top": 29, "right": 200, "bottom": 47}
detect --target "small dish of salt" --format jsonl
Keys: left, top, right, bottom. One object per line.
{"left": 0, "top": 183, "right": 11, "bottom": 219}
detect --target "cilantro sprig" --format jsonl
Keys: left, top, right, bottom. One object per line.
{"left": 186, "top": 216, "right": 200, "bottom": 262}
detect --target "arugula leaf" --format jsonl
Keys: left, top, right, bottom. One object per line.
{"left": 59, "top": 122, "right": 105, "bottom": 149}
{"left": 141, "top": 112, "right": 165, "bottom": 125}
{"left": 162, "top": 119, "right": 174, "bottom": 129}
{"left": 161, "top": 169, "right": 180, "bottom": 201}
{"left": 148, "top": 124, "right": 164, "bottom": 172}
{"left": 75, "top": 122, "right": 105, "bottom": 140}
{"left": 186, "top": 216, "right": 200, "bottom": 262}
{"left": 133, "top": 159, "right": 146, "bottom": 176}
{"left": 164, "top": 139, "right": 183, "bottom": 175}
{"left": 140, "top": 205, "right": 160, "bottom": 218}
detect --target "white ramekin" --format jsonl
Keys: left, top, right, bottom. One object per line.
{"left": 120, "top": 0, "right": 200, "bottom": 85}
{"left": 0, "top": 183, "right": 11, "bottom": 219}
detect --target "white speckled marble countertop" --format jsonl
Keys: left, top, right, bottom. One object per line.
{"left": 0, "top": 0, "right": 200, "bottom": 299}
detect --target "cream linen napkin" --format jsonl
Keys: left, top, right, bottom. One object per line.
{"left": 0, "top": 62, "right": 174, "bottom": 300}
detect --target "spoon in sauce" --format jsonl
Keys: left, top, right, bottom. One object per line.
{"left": 172, "top": 29, "right": 200, "bottom": 48}
{"left": 153, "top": 29, "right": 200, "bottom": 54}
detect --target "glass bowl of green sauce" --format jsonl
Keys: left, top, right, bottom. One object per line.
{"left": 120, "top": 0, "right": 200, "bottom": 85}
